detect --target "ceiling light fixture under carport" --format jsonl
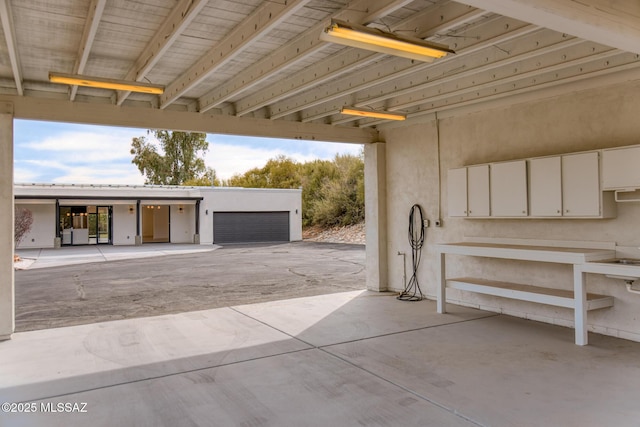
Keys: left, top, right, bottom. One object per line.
{"left": 340, "top": 107, "right": 406, "bottom": 121}
{"left": 49, "top": 72, "right": 164, "bottom": 94}
{"left": 320, "top": 19, "right": 455, "bottom": 63}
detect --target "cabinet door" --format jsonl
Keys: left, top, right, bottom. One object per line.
{"left": 467, "top": 165, "right": 490, "bottom": 217}
{"left": 602, "top": 146, "right": 640, "bottom": 190}
{"left": 447, "top": 168, "right": 468, "bottom": 217}
{"left": 529, "top": 157, "right": 562, "bottom": 217}
{"left": 562, "top": 152, "right": 600, "bottom": 217}
{"left": 490, "top": 160, "right": 528, "bottom": 217}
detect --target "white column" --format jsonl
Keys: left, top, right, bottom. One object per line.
{"left": 364, "top": 142, "right": 388, "bottom": 292}
{"left": 436, "top": 251, "right": 447, "bottom": 313}
{"left": 573, "top": 265, "right": 588, "bottom": 345}
{"left": 0, "top": 107, "right": 14, "bottom": 340}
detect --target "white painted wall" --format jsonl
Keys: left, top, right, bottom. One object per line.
{"left": 380, "top": 79, "right": 640, "bottom": 342}
{"left": 199, "top": 188, "right": 303, "bottom": 244}
{"left": 15, "top": 203, "right": 56, "bottom": 249}
{"left": 170, "top": 204, "right": 195, "bottom": 243}
{"left": 112, "top": 204, "right": 137, "bottom": 245}
{"left": 154, "top": 206, "right": 169, "bottom": 240}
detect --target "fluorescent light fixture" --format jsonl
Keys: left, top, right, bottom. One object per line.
{"left": 341, "top": 107, "right": 406, "bottom": 121}
{"left": 321, "top": 19, "right": 454, "bottom": 63}
{"left": 49, "top": 72, "right": 164, "bottom": 94}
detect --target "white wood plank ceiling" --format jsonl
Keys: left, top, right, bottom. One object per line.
{"left": 0, "top": 0, "right": 638, "bottom": 141}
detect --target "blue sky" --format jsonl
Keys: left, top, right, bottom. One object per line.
{"left": 13, "top": 119, "right": 363, "bottom": 185}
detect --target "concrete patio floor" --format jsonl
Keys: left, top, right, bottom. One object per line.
{"left": 1, "top": 290, "right": 639, "bottom": 426}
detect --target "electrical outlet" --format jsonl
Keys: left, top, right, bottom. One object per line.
{"left": 435, "top": 219, "right": 442, "bottom": 227}
{"left": 423, "top": 219, "right": 430, "bottom": 228}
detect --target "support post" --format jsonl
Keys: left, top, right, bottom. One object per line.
{"left": 135, "top": 200, "right": 142, "bottom": 245}
{"left": 436, "top": 250, "right": 447, "bottom": 313}
{"left": 573, "top": 265, "right": 588, "bottom": 345}
{"left": 0, "top": 107, "right": 14, "bottom": 340}
{"left": 54, "top": 199, "right": 61, "bottom": 248}
{"left": 194, "top": 200, "right": 200, "bottom": 244}
{"left": 364, "top": 142, "right": 388, "bottom": 291}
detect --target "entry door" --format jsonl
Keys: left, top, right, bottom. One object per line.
{"left": 97, "top": 206, "right": 112, "bottom": 244}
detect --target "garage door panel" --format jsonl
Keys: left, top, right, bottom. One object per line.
{"left": 214, "top": 212, "right": 289, "bottom": 243}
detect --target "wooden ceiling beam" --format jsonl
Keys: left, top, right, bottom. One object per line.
{"left": 159, "top": 0, "right": 311, "bottom": 110}
{"left": 197, "top": 0, "right": 416, "bottom": 114}
{"left": 116, "top": 0, "right": 209, "bottom": 106}
{"left": 70, "top": 0, "right": 107, "bottom": 101}
{"left": 0, "top": 0, "right": 22, "bottom": 95}
{"left": 457, "top": 0, "right": 640, "bottom": 55}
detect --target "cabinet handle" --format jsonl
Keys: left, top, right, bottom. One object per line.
{"left": 557, "top": 210, "right": 561, "bottom": 213}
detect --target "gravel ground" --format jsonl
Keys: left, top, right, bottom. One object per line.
{"left": 14, "top": 241, "right": 365, "bottom": 332}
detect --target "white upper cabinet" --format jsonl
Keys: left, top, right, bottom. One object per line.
{"left": 529, "top": 156, "right": 562, "bottom": 217}
{"left": 447, "top": 165, "right": 490, "bottom": 217}
{"left": 602, "top": 145, "right": 640, "bottom": 190}
{"left": 490, "top": 160, "right": 528, "bottom": 217}
{"left": 467, "top": 165, "right": 490, "bottom": 217}
{"left": 447, "top": 167, "right": 468, "bottom": 217}
{"left": 447, "top": 148, "right": 617, "bottom": 220}
{"left": 562, "top": 152, "right": 601, "bottom": 217}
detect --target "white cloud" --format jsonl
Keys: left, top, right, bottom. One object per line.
{"left": 22, "top": 130, "right": 138, "bottom": 164}
{"left": 51, "top": 165, "right": 145, "bottom": 185}
{"left": 207, "top": 140, "right": 363, "bottom": 179}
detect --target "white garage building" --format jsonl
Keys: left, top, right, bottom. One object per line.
{"left": 15, "top": 183, "right": 302, "bottom": 248}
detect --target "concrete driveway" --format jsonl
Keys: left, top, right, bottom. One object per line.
{"left": 14, "top": 242, "right": 365, "bottom": 332}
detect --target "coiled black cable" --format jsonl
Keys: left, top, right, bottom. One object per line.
{"left": 397, "top": 204, "right": 425, "bottom": 301}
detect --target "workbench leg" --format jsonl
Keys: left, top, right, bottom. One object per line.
{"left": 437, "top": 251, "right": 446, "bottom": 313}
{"left": 573, "top": 266, "right": 588, "bottom": 346}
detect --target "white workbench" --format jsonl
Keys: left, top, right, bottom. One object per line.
{"left": 435, "top": 242, "right": 616, "bottom": 345}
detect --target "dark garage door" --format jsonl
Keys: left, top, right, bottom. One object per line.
{"left": 213, "top": 212, "right": 290, "bottom": 243}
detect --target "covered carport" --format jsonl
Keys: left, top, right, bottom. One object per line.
{"left": 1, "top": 1, "right": 640, "bottom": 425}
{"left": 0, "top": 0, "right": 639, "bottom": 342}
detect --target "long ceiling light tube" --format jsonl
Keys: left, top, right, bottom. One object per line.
{"left": 49, "top": 72, "right": 164, "bottom": 94}
{"left": 321, "top": 19, "right": 455, "bottom": 63}
{"left": 341, "top": 107, "right": 406, "bottom": 121}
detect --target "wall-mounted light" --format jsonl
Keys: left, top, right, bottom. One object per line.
{"left": 320, "top": 19, "right": 454, "bottom": 63}
{"left": 49, "top": 72, "right": 164, "bottom": 94}
{"left": 341, "top": 107, "right": 406, "bottom": 121}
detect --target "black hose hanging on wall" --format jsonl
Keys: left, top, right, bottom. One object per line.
{"left": 398, "top": 204, "right": 425, "bottom": 301}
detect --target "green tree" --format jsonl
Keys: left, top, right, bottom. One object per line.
{"left": 222, "top": 152, "right": 365, "bottom": 227}
{"left": 225, "top": 155, "right": 301, "bottom": 189}
{"left": 309, "top": 153, "right": 364, "bottom": 227}
{"left": 299, "top": 159, "right": 338, "bottom": 226}
{"left": 131, "top": 130, "right": 209, "bottom": 185}
{"left": 183, "top": 168, "right": 221, "bottom": 186}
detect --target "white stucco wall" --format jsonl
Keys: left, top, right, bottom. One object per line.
{"left": 112, "top": 204, "right": 137, "bottom": 245}
{"left": 380, "top": 79, "right": 640, "bottom": 342}
{"left": 170, "top": 204, "right": 195, "bottom": 243}
{"left": 15, "top": 202, "right": 56, "bottom": 249}
{"left": 199, "top": 187, "right": 303, "bottom": 244}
